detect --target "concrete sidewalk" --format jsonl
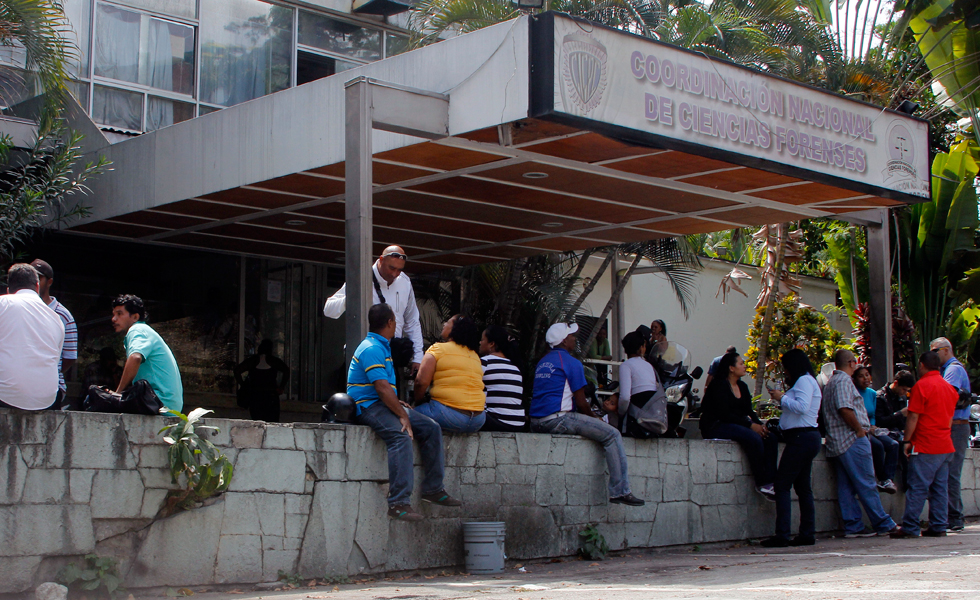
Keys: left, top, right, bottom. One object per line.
{"left": 150, "top": 522, "right": 980, "bottom": 600}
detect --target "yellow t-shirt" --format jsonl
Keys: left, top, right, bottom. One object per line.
{"left": 426, "top": 341, "right": 486, "bottom": 412}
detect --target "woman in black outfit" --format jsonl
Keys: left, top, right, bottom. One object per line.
{"left": 234, "top": 339, "right": 290, "bottom": 422}
{"left": 699, "top": 351, "right": 777, "bottom": 500}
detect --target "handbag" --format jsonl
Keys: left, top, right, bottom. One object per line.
{"left": 627, "top": 387, "right": 668, "bottom": 435}
{"left": 84, "top": 380, "right": 164, "bottom": 415}
{"left": 371, "top": 273, "right": 415, "bottom": 370}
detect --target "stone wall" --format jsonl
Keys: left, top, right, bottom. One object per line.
{"left": 2, "top": 410, "right": 979, "bottom": 593}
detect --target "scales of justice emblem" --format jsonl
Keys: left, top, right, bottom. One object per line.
{"left": 560, "top": 33, "right": 608, "bottom": 115}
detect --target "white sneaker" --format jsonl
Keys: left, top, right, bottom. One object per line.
{"left": 757, "top": 484, "right": 776, "bottom": 502}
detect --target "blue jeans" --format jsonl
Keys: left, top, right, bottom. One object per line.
{"left": 774, "top": 428, "right": 821, "bottom": 539}
{"left": 415, "top": 400, "right": 486, "bottom": 433}
{"left": 356, "top": 401, "right": 446, "bottom": 507}
{"left": 870, "top": 433, "right": 899, "bottom": 482}
{"left": 904, "top": 452, "right": 953, "bottom": 535}
{"left": 531, "top": 412, "right": 631, "bottom": 498}
{"left": 703, "top": 422, "right": 777, "bottom": 487}
{"left": 834, "top": 437, "right": 897, "bottom": 534}
{"left": 947, "top": 423, "right": 970, "bottom": 528}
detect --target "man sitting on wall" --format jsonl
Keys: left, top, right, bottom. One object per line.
{"left": 530, "top": 322, "right": 645, "bottom": 507}
{"left": 349, "top": 303, "right": 461, "bottom": 522}
{"left": 111, "top": 294, "right": 183, "bottom": 412}
{"left": 0, "top": 264, "right": 65, "bottom": 411}
{"left": 875, "top": 370, "right": 915, "bottom": 433}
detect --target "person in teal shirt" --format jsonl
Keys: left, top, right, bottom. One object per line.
{"left": 111, "top": 294, "right": 183, "bottom": 412}
{"left": 853, "top": 365, "right": 898, "bottom": 493}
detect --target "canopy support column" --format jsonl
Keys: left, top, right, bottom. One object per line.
{"left": 866, "top": 208, "right": 893, "bottom": 388}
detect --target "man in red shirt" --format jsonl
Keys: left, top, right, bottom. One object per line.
{"left": 891, "top": 351, "right": 958, "bottom": 538}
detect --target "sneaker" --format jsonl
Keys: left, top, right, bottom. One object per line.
{"left": 760, "top": 536, "right": 790, "bottom": 548}
{"left": 610, "top": 493, "right": 645, "bottom": 506}
{"left": 878, "top": 526, "right": 899, "bottom": 536}
{"left": 789, "top": 536, "right": 816, "bottom": 546}
{"left": 844, "top": 528, "right": 877, "bottom": 538}
{"left": 421, "top": 490, "right": 462, "bottom": 506}
{"left": 877, "top": 480, "right": 898, "bottom": 494}
{"left": 949, "top": 524, "right": 965, "bottom": 532}
{"left": 922, "top": 529, "right": 947, "bottom": 537}
{"left": 889, "top": 527, "right": 918, "bottom": 539}
{"left": 388, "top": 504, "right": 424, "bottom": 521}
{"left": 756, "top": 484, "right": 776, "bottom": 502}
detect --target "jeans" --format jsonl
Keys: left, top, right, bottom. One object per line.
{"left": 415, "top": 400, "right": 486, "bottom": 433}
{"left": 903, "top": 452, "right": 953, "bottom": 535}
{"left": 947, "top": 423, "right": 970, "bottom": 528}
{"left": 774, "top": 428, "right": 821, "bottom": 539}
{"left": 834, "top": 437, "right": 897, "bottom": 534}
{"left": 531, "top": 412, "right": 631, "bottom": 497}
{"left": 869, "top": 433, "right": 899, "bottom": 482}
{"left": 356, "top": 401, "right": 446, "bottom": 507}
{"left": 481, "top": 411, "right": 526, "bottom": 433}
{"left": 703, "top": 422, "right": 777, "bottom": 486}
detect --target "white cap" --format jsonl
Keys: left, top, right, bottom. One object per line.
{"left": 546, "top": 322, "right": 579, "bottom": 347}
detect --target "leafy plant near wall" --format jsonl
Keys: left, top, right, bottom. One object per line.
{"left": 745, "top": 294, "right": 848, "bottom": 384}
{"left": 57, "top": 554, "right": 124, "bottom": 598}
{"left": 852, "top": 298, "right": 918, "bottom": 369}
{"left": 578, "top": 524, "right": 609, "bottom": 561}
{"left": 159, "top": 408, "right": 233, "bottom": 516}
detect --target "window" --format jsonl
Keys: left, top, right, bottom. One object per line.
{"left": 385, "top": 32, "right": 409, "bottom": 57}
{"left": 199, "top": 0, "right": 293, "bottom": 106}
{"left": 298, "top": 11, "right": 380, "bottom": 62}
{"left": 296, "top": 50, "right": 357, "bottom": 86}
{"left": 92, "top": 84, "right": 142, "bottom": 129}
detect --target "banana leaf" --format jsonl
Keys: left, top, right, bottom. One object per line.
{"left": 947, "top": 305, "right": 980, "bottom": 348}
{"left": 909, "top": 0, "right": 980, "bottom": 119}
{"left": 824, "top": 230, "right": 868, "bottom": 327}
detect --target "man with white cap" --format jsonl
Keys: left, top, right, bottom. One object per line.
{"left": 530, "top": 322, "right": 644, "bottom": 506}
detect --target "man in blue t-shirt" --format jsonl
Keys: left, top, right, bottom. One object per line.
{"left": 111, "top": 294, "right": 183, "bottom": 412}
{"left": 530, "top": 323, "right": 644, "bottom": 507}
{"left": 350, "top": 303, "right": 460, "bottom": 521}
{"left": 930, "top": 337, "right": 972, "bottom": 531}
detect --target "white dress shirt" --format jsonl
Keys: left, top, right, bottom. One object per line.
{"left": 323, "top": 262, "right": 424, "bottom": 364}
{"left": 0, "top": 289, "right": 65, "bottom": 409}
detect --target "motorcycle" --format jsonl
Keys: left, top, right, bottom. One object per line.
{"left": 649, "top": 341, "right": 703, "bottom": 437}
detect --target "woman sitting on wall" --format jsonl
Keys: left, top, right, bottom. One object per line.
{"left": 234, "top": 339, "right": 289, "bottom": 422}
{"left": 699, "top": 351, "right": 777, "bottom": 501}
{"left": 479, "top": 325, "right": 527, "bottom": 432}
{"left": 612, "top": 331, "right": 666, "bottom": 439}
{"left": 414, "top": 315, "right": 486, "bottom": 433}
{"left": 761, "top": 349, "right": 822, "bottom": 547}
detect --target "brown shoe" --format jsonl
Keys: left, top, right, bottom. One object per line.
{"left": 422, "top": 490, "right": 462, "bottom": 506}
{"left": 388, "top": 504, "right": 424, "bottom": 521}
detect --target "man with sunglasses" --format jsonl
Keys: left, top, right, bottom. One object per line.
{"left": 324, "top": 246, "right": 424, "bottom": 376}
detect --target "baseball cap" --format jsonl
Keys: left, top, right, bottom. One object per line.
{"left": 30, "top": 259, "right": 53, "bottom": 279}
{"left": 546, "top": 322, "right": 578, "bottom": 347}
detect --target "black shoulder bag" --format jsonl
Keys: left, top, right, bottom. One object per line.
{"left": 84, "top": 380, "right": 164, "bottom": 415}
{"left": 372, "top": 274, "right": 415, "bottom": 370}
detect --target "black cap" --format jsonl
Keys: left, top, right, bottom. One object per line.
{"left": 30, "top": 259, "right": 53, "bottom": 279}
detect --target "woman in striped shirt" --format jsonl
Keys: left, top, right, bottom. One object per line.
{"left": 479, "top": 325, "right": 527, "bottom": 432}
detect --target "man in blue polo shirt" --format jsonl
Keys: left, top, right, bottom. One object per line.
{"left": 930, "top": 337, "right": 972, "bottom": 532}
{"left": 530, "top": 322, "right": 644, "bottom": 506}
{"left": 349, "top": 303, "right": 460, "bottom": 521}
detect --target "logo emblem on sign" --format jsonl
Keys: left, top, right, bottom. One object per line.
{"left": 883, "top": 120, "right": 916, "bottom": 183}
{"left": 561, "top": 33, "right": 607, "bottom": 114}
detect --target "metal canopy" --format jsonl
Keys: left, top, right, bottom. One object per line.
{"left": 66, "top": 14, "right": 920, "bottom": 274}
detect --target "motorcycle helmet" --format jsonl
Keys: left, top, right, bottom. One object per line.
{"left": 322, "top": 393, "right": 355, "bottom": 423}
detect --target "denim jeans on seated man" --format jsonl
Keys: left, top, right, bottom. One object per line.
{"left": 531, "top": 412, "right": 631, "bottom": 498}
{"left": 947, "top": 422, "right": 971, "bottom": 529}
{"left": 834, "top": 436, "right": 897, "bottom": 535}
{"left": 870, "top": 432, "right": 900, "bottom": 483}
{"left": 902, "top": 452, "right": 953, "bottom": 535}
{"left": 356, "top": 401, "right": 446, "bottom": 507}
{"left": 415, "top": 400, "right": 486, "bottom": 433}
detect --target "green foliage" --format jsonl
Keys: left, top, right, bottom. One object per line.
{"left": 159, "top": 408, "right": 233, "bottom": 514}
{"left": 278, "top": 570, "right": 305, "bottom": 585}
{"left": 823, "top": 226, "right": 869, "bottom": 327}
{"left": 57, "top": 554, "right": 124, "bottom": 598}
{"left": 745, "top": 294, "right": 848, "bottom": 383}
{"left": 322, "top": 573, "right": 352, "bottom": 584}
{"left": 578, "top": 524, "right": 609, "bottom": 561}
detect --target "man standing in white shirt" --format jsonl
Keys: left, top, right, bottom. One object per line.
{"left": 323, "top": 246, "right": 424, "bottom": 375}
{"left": 31, "top": 259, "right": 77, "bottom": 409}
{"left": 0, "top": 264, "right": 65, "bottom": 410}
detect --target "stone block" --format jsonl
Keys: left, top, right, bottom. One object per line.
{"left": 256, "top": 493, "right": 286, "bottom": 537}
{"left": 563, "top": 441, "right": 605, "bottom": 475}
{"left": 716, "top": 461, "right": 736, "bottom": 483}
{"left": 690, "top": 482, "right": 739, "bottom": 506}
{"left": 139, "top": 466, "right": 176, "bottom": 489}
{"left": 535, "top": 465, "right": 566, "bottom": 506}
{"left": 596, "top": 521, "right": 626, "bottom": 551}
{"left": 140, "top": 488, "right": 169, "bottom": 518}
{"left": 354, "top": 482, "right": 389, "bottom": 569}
{"left": 34, "top": 581, "right": 67, "bottom": 600}
{"left": 0, "top": 556, "right": 43, "bottom": 593}
{"left": 19, "top": 445, "right": 49, "bottom": 469}
{"left": 230, "top": 424, "right": 265, "bottom": 448}
{"left": 0, "top": 412, "right": 65, "bottom": 445}
{"left": 229, "top": 449, "right": 306, "bottom": 493}
{"left": 69, "top": 469, "right": 95, "bottom": 503}
{"left": 496, "top": 505, "right": 560, "bottom": 559}
{"left": 689, "top": 443, "right": 719, "bottom": 484}
{"left": 634, "top": 475, "right": 663, "bottom": 503}
{"left": 475, "top": 467, "right": 495, "bottom": 484}
{"left": 0, "top": 445, "right": 28, "bottom": 503}
{"left": 22, "top": 469, "right": 69, "bottom": 504}
{"left": 625, "top": 521, "right": 653, "bottom": 547}
{"left": 138, "top": 445, "right": 169, "bottom": 468}
{"left": 285, "top": 512, "right": 308, "bottom": 539}
{"left": 630, "top": 455, "right": 661, "bottom": 479}
{"left": 92, "top": 518, "right": 152, "bottom": 542}
{"left": 492, "top": 435, "right": 519, "bottom": 464}
{"left": 443, "top": 434, "right": 479, "bottom": 467}
{"left": 263, "top": 426, "right": 295, "bottom": 450}
{"left": 557, "top": 505, "right": 590, "bottom": 526}
{"left": 122, "top": 413, "right": 173, "bottom": 446}
{"left": 263, "top": 549, "right": 299, "bottom": 582}
{"left": 633, "top": 438, "right": 658, "bottom": 459}
{"left": 622, "top": 496, "right": 657, "bottom": 523}
{"left": 516, "top": 434, "right": 552, "bottom": 464}
{"left": 199, "top": 417, "right": 234, "bottom": 447}
{"left": 262, "top": 535, "right": 283, "bottom": 551}
{"left": 565, "top": 474, "right": 592, "bottom": 506}
{"left": 292, "top": 427, "right": 316, "bottom": 451}
{"left": 306, "top": 452, "right": 346, "bottom": 481}
{"left": 495, "top": 464, "right": 535, "bottom": 485}
{"left": 546, "top": 437, "right": 569, "bottom": 465}
{"left": 91, "top": 470, "right": 145, "bottom": 518}
{"left": 475, "top": 434, "right": 496, "bottom": 468}
{"left": 662, "top": 464, "right": 692, "bottom": 501}
{"left": 220, "top": 493, "right": 263, "bottom": 535}
{"left": 344, "top": 427, "right": 389, "bottom": 481}
{"left": 297, "top": 481, "right": 359, "bottom": 578}
{"left": 500, "top": 484, "right": 535, "bottom": 506}
{"left": 48, "top": 414, "right": 137, "bottom": 470}
{"left": 285, "top": 493, "right": 312, "bottom": 514}
{"left": 460, "top": 467, "right": 476, "bottom": 484}
{"left": 215, "top": 534, "right": 263, "bottom": 583}
{"left": 0, "top": 505, "right": 94, "bottom": 557}
{"left": 658, "top": 439, "right": 688, "bottom": 465}
{"left": 460, "top": 484, "right": 501, "bottom": 517}
{"left": 649, "top": 502, "right": 700, "bottom": 546}
{"left": 382, "top": 516, "right": 463, "bottom": 573}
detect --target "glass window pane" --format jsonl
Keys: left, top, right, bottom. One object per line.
{"left": 199, "top": 104, "right": 221, "bottom": 115}
{"left": 385, "top": 32, "right": 409, "bottom": 58}
{"left": 296, "top": 50, "right": 358, "bottom": 86}
{"left": 92, "top": 84, "right": 142, "bottom": 129}
{"left": 63, "top": 0, "right": 92, "bottom": 76}
{"left": 146, "top": 95, "right": 195, "bottom": 130}
{"left": 113, "top": 0, "right": 196, "bottom": 20}
{"left": 94, "top": 4, "right": 141, "bottom": 85}
{"left": 141, "top": 19, "right": 194, "bottom": 95}
{"left": 69, "top": 80, "right": 90, "bottom": 111}
{"left": 298, "top": 12, "right": 380, "bottom": 61}
{"left": 200, "top": 0, "right": 293, "bottom": 107}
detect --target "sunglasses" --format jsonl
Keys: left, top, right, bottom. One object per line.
{"left": 383, "top": 252, "right": 408, "bottom": 261}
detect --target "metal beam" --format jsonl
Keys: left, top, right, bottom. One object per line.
{"left": 866, "top": 208, "right": 893, "bottom": 388}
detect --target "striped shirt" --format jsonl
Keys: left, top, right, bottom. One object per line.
{"left": 48, "top": 297, "right": 77, "bottom": 393}
{"left": 482, "top": 355, "right": 526, "bottom": 428}
{"left": 820, "top": 370, "right": 869, "bottom": 457}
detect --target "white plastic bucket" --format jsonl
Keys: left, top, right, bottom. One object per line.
{"left": 462, "top": 521, "right": 506, "bottom": 574}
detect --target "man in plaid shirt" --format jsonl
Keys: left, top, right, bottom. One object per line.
{"left": 821, "top": 349, "right": 898, "bottom": 537}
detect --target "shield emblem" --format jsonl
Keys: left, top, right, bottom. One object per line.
{"left": 561, "top": 34, "right": 607, "bottom": 114}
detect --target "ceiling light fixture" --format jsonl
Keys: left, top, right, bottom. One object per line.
{"left": 284, "top": 219, "right": 307, "bottom": 226}
{"left": 542, "top": 222, "right": 563, "bottom": 228}
{"left": 523, "top": 171, "right": 549, "bottom": 179}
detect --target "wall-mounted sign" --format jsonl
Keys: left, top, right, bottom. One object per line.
{"left": 531, "top": 13, "right": 930, "bottom": 201}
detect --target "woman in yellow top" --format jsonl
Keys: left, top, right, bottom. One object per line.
{"left": 414, "top": 315, "right": 486, "bottom": 432}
